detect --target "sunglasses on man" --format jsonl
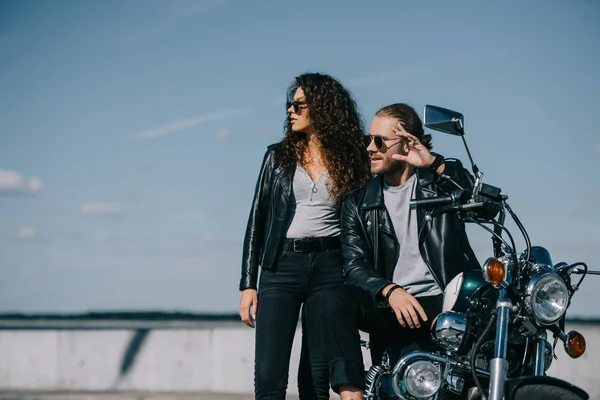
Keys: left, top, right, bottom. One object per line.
{"left": 367, "top": 135, "right": 402, "bottom": 150}
{"left": 286, "top": 100, "right": 307, "bottom": 113}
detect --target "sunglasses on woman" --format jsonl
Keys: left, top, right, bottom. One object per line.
{"left": 286, "top": 100, "right": 307, "bottom": 113}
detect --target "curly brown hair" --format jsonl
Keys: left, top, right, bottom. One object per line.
{"left": 274, "top": 72, "right": 371, "bottom": 203}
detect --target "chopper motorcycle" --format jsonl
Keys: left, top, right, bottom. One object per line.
{"left": 363, "top": 105, "right": 598, "bottom": 400}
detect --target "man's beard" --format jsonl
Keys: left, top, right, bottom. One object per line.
{"left": 373, "top": 157, "right": 404, "bottom": 175}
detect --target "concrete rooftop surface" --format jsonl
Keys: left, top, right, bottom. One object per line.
{"left": 0, "top": 392, "right": 295, "bottom": 400}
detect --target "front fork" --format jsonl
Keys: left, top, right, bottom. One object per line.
{"left": 532, "top": 330, "right": 548, "bottom": 376}
{"left": 488, "top": 291, "right": 549, "bottom": 400}
{"left": 488, "top": 290, "right": 511, "bottom": 400}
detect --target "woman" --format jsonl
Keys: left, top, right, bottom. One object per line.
{"left": 239, "top": 72, "right": 371, "bottom": 399}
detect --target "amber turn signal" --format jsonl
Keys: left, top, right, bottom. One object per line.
{"left": 565, "top": 331, "right": 586, "bottom": 358}
{"left": 484, "top": 258, "right": 506, "bottom": 286}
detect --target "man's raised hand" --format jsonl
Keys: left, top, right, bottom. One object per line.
{"left": 390, "top": 122, "right": 435, "bottom": 168}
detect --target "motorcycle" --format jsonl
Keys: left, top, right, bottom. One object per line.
{"left": 363, "top": 105, "right": 599, "bottom": 400}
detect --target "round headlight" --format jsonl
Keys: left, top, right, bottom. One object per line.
{"left": 432, "top": 311, "right": 467, "bottom": 353}
{"left": 403, "top": 360, "right": 442, "bottom": 399}
{"left": 525, "top": 272, "right": 569, "bottom": 325}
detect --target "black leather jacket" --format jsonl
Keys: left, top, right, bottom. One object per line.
{"left": 341, "top": 159, "right": 480, "bottom": 301}
{"left": 240, "top": 144, "right": 297, "bottom": 291}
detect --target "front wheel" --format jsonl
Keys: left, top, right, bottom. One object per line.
{"left": 512, "top": 384, "right": 586, "bottom": 400}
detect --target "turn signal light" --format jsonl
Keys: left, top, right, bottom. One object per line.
{"left": 484, "top": 258, "right": 506, "bottom": 286}
{"left": 565, "top": 331, "right": 586, "bottom": 358}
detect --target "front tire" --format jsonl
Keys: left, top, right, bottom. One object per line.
{"left": 512, "top": 384, "right": 585, "bottom": 400}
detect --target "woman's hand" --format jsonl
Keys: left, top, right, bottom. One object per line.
{"left": 239, "top": 289, "right": 258, "bottom": 328}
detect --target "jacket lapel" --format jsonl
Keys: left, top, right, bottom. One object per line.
{"left": 360, "top": 175, "right": 396, "bottom": 239}
{"left": 415, "top": 168, "right": 438, "bottom": 240}
{"left": 360, "top": 176, "right": 399, "bottom": 279}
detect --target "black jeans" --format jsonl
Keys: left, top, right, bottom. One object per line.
{"left": 255, "top": 247, "right": 344, "bottom": 400}
{"left": 307, "top": 284, "right": 443, "bottom": 393}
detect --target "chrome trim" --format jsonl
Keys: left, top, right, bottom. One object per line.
{"left": 524, "top": 271, "right": 569, "bottom": 325}
{"left": 533, "top": 331, "right": 547, "bottom": 375}
{"left": 494, "top": 305, "right": 510, "bottom": 359}
{"left": 403, "top": 361, "right": 441, "bottom": 399}
{"left": 489, "top": 291, "right": 511, "bottom": 400}
{"left": 544, "top": 338, "right": 554, "bottom": 371}
{"left": 391, "top": 351, "right": 490, "bottom": 399}
{"left": 432, "top": 311, "right": 467, "bottom": 353}
{"left": 488, "top": 358, "right": 509, "bottom": 400}
{"left": 445, "top": 372, "right": 465, "bottom": 395}
{"left": 364, "top": 369, "right": 392, "bottom": 400}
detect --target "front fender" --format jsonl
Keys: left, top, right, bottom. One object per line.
{"left": 506, "top": 375, "right": 589, "bottom": 400}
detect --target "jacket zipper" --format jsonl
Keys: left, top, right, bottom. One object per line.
{"left": 372, "top": 209, "right": 379, "bottom": 271}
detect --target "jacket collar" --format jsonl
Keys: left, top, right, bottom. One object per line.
{"left": 360, "top": 168, "right": 437, "bottom": 210}
{"left": 360, "top": 175, "right": 385, "bottom": 210}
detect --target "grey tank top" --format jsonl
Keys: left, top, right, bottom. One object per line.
{"left": 285, "top": 164, "right": 341, "bottom": 238}
{"left": 384, "top": 173, "right": 442, "bottom": 297}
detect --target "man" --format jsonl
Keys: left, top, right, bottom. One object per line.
{"left": 307, "top": 103, "right": 480, "bottom": 400}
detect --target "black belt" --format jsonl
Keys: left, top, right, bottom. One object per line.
{"left": 282, "top": 236, "right": 341, "bottom": 253}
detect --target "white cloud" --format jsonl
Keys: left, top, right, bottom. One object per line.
{"left": 0, "top": 169, "right": 43, "bottom": 194}
{"left": 28, "top": 177, "right": 43, "bottom": 192}
{"left": 216, "top": 129, "right": 230, "bottom": 141}
{"left": 16, "top": 227, "right": 36, "bottom": 239}
{"left": 131, "top": 108, "right": 248, "bottom": 140}
{"left": 80, "top": 202, "right": 124, "bottom": 216}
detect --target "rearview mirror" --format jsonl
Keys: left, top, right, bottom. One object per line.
{"left": 424, "top": 105, "right": 465, "bottom": 136}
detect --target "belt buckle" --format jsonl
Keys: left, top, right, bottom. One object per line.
{"left": 293, "top": 239, "right": 305, "bottom": 253}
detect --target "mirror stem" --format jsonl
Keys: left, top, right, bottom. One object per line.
{"left": 460, "top": 134, "right": 479, "bottom": 175}
{"left": 453, "top": 118, "right": 479, "bottom": 175}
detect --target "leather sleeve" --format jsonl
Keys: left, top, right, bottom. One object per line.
{"left": 341, "top": 194, "right": 392, "bottom": 301}
{"left": 437, "top": 159, "right": 475, "bottom": 193}
{"left": 239, "top": 148, "right": 274, "bottom": 291}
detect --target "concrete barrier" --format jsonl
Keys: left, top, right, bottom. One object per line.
{"left": 0, "top": 319, "right": 597, "bottom": 398}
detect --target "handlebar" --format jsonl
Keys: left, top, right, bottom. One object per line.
{"left": 410, "top": 189, "right": 471, "bottom": 210}
{"left": 410, "top": 195, "right": 453, "bottom": 209}
{"left": 429, "top": 201, "right": 487, "bottom": 218}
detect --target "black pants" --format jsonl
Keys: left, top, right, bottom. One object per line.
{"left": 306, "top": 284, "right": 443, "bottom": 393}
{"left": 255, "top": 247, "right": 344, "bottom": 400}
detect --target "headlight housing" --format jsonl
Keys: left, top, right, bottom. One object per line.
{"left": 432, "top": 311, "right": 468, "bottom": 353}
{"left": 402, "top": 360, "right": 442, "bottom": 399}
{"left": 524, "top": 271, "right": 569, "bottom": 325}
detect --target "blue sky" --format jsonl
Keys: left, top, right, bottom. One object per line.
{"left": 1, "top": 0, "right": 599, "bottom": 317}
